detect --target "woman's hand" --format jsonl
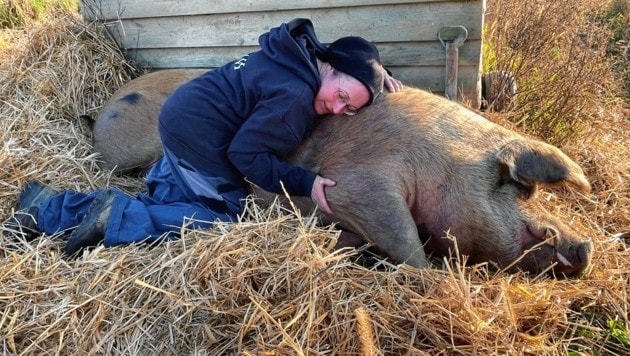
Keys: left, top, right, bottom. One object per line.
{"left": 311, "top": 175, "right": 336, "bottom": 215}
{"left": 383, "top": 67, "right": 404, "bottom": 92}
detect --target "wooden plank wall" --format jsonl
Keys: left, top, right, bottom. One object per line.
{"left": 81, "top": 0, "right": 486, "bottom": 106}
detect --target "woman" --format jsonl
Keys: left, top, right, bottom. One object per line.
{"left": 5, "top": 18, "right": 403, "bottom": 255}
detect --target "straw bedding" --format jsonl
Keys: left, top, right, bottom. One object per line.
{"left": 0, "top": 13, "right": 628, "bottom": 355}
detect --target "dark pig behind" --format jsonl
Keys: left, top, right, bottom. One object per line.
{"left": 93, "top": 68, "right": 207, "bottom": 173}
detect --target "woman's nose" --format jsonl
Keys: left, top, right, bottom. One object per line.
{"left": 332, "top": 100, "right": 346, "bottom": 115}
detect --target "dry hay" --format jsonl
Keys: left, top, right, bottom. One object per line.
{"left": 0, "top": 9, "right": 143, "bottom": 195}
{"left": 0, "top": 11, "right": 629, "bottom": 355}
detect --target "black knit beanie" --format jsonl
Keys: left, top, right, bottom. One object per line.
{"left": 321, "top": 36, "right": 384, "bottom": 106}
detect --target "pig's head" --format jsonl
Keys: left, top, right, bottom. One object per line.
{"left": 438, "top": 137, "right": 593, "bottom": 277}
{"left": 497, "top": 139, "right": 592, "bottom": 276}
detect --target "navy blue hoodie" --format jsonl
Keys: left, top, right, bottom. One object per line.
{"left": 159, "top": 19, "right": 327, "bottom": 197}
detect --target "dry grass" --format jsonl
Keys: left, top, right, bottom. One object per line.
{"left": 0, "top": 9, "right": 142, "bottom": 195}
{"left": 484, "top": 0, "right": 626, "bottom": 144}
{"left": 0, "top": 0, "right": 77, "bottom": 28}
{"left": 0, "top": 5, "right": 628, "bottom": 355}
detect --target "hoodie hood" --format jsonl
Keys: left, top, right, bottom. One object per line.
{"left": 258, "top": 18, "right": 327, "bottom": 93}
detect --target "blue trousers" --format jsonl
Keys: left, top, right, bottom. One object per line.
{"left": 37, "top": 149, "right": 248, "bottom": 246}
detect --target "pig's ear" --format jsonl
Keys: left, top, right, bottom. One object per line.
{"left": 496, "top": 139, "right": 591, "bottom": 193}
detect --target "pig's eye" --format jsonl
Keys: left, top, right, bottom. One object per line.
{"left": 498, "top": 177, "right": 535, "bottom": 198}
{"left": 516, "top": 182, "right": 535, "bottom": 198}
{"left": 514, "top": 181, "right": 534, "bottom": 197}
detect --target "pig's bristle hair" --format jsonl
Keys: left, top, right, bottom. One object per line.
{"left": 1, "top": 8, "right": 628, "bottom": 356}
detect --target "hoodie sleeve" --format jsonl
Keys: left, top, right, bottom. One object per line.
{"left": 226, "top": 88, "right": 318, "bottom": 197}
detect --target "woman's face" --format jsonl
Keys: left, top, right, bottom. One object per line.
{"left": 313, "top": 64, "right": 370, "bottom": 116}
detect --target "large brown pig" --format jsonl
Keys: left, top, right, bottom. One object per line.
{"left": 92, "top": 70, "right": 593, "bottom": 276}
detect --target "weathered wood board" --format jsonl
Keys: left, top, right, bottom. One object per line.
{"left": 81, "top": 0, "right": 486, "bottom": 105}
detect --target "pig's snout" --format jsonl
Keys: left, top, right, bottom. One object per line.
{"left": 576, "top": 240, "right": 592, "bottom": 265}
{"left": 544, "top": 226, "right": 592, "bottom": 276}
{"left": 518, "top": 224, "right": 592, "bottom": 276}
{"left": 553, "top": 239, "right": 592, "bottom": 276}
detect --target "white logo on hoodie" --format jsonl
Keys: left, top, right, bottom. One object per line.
{"left": 233, "top": 55, "right": 249, "bottom": 70}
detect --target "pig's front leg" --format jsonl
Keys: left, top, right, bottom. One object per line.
{"left": 368, "top": 200, "right": 428, "bottom": 268}
{"left": 328, "top": 181, "right": 428, "bottom": 268}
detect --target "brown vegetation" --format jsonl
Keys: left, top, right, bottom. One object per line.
{"left": 0, "top": 1, "right": 628, "bottom": 354}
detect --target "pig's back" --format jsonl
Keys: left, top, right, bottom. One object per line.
{"left": 293, "top": 87, "right": 515, "bottom": 172}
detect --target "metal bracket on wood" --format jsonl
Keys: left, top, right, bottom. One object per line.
{"left": 438, "top": 26, "right": 468, "bottom": 101}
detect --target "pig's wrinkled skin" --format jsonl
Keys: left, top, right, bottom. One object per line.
{"left": 93, "top": 70, "right": 593, "bottom": 276}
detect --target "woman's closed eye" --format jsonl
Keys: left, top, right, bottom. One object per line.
{"left": 337, "top": 89, "right": 358, "bottom": 116}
